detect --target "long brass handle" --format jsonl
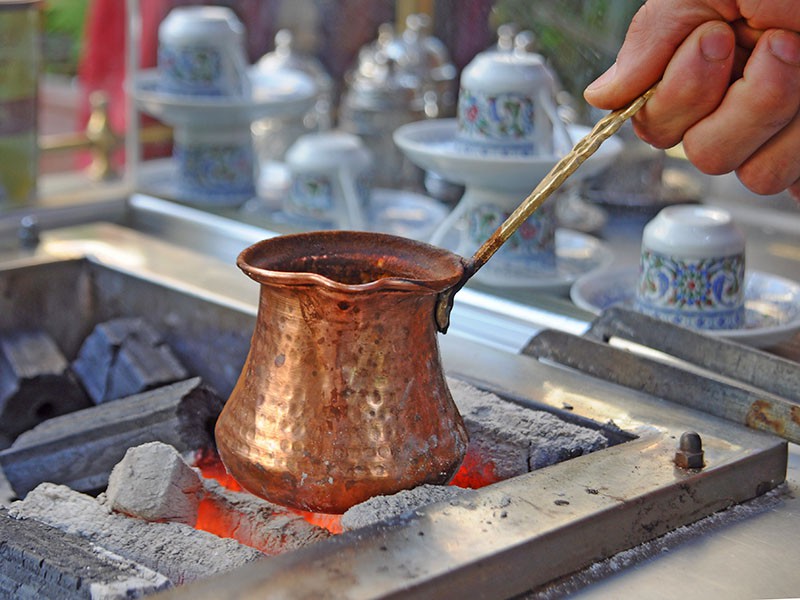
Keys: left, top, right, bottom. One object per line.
{"left": 434, "top": 84, "right": 658, "bottom": 333}
{"left": 466, "top": 84, "right": 658, "bottom": 276}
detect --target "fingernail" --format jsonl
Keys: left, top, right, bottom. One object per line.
{"left": 586, "top": 62, "right": 617, "bottom": 92}
{"left": 700, "top": 24, "right": 734, "bottom": 62}
{"left": 769, "top": 30, "right": 800, "bottom": 66}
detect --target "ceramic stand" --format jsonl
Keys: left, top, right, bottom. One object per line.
{"left": 395, "top": 119, "right": 621, "bottom": 290}
{"left": 131, "top": 68, "right": 316, "bottom": 207}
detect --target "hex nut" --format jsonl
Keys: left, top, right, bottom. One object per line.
{"left": 675, "top": 431, "right": 704, "bottom": 469}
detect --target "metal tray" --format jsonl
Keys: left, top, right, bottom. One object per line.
{"left": 0, "top": 225, "right": 789, "bottom": 599}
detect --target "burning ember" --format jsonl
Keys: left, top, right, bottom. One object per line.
{"left": 193, "top": 377, "right": 611, "bottom": 538}
{"left": 193, "top": 449, "right": 344, "bottom": 535}
{"left": 193, "top": 440, "right": 503, "bottom": 538}
{"left": 449, "top": 445, "right": 501, "bottom": 489}
{"left": 0, "top": 360, "right": 615, "bottom": 596}
{"left": 193, "top": 447, "right": 242, "bottom": 492}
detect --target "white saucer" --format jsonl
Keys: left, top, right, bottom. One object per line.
{"left": 393, "top": 120, "right": 622, "bottom": 192}
{"left": 138, "top": 160, "right": 255, "bottom": 207}
{"left": 132, "top": 67, "right": 317, "bottom": 127}
{"left": 243, "top": 187, "right": 449, "bottom": 242}
{"left": 368, "top": 188, "right": 449, "bottom": 241}
{"left": 439, "top": 227, "right": 614, "bottom": 292}
{"left": 583, "top": 166, "right": 705, "bottom": 210}
{"left": 570, "top": 267, "right": 800, "bottom": 347}
{"left": 555, "top": 189, "right": 608, "bottom": 234}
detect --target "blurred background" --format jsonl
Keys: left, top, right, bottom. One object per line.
{"left": 31, "top": 0, "right": 641, "bottom": 183}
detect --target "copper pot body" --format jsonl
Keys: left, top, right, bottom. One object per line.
{"left": 215, "top": 231, "right": 469, "bottom": 514}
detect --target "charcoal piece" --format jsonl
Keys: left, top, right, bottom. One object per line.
{"left": 0, "top": 377, "right": 223, "bottom": 498}
{"left": 105, "top": 442, "right": 204, "bottom": 525}
{"left": 7, "top": 483, "right": 265, "bottom": 585}
{"left": 199, "top": 478, "right": 332, "bottom": 554}
{"left": 0, "top": 507, "right": 171, "bottom": 599}
{"left": 72, "top": 317, "right": 188, "bottom": 404}
{"left": 341, "top": 484, "right": 468, "bottom": 532}
{"left": 0, "top": 330, "right": 91, "bottom": 442}
{"left": 103, "top": 441, "right": 331, "bottom": 554}
{"left": 449, "top": 378, "right": 609, "bottom": 477}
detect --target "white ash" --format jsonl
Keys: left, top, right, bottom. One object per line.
{"left": 525, "top": 483, "right": 791, "bottom": 599}
{"left": 84, "top": 545, "right": 173, "bottom": 599}
{"left": 0, "top": 467, "right": 13, "bottom": 507}
{"left": 104, "top": 442, "right": 203, "bottom": 525}
{"left": 7, "top": 483, "right": 264, "bottom": 585}
{"left": 341, "top": 379, "right": 610, "bottom": 532}
{"left": 448, "top": 377, "right": 609, "bottom": 475}
{"left": 341, "top": 484, "right": 468, "bottom": 531}
{"left": 200, "top": 478, "right": 332, "bottom": 554}
{"left": 102, "top": 441, "right": 330, "bottom": 554}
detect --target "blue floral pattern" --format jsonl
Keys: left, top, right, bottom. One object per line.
{"left": 286, "top": 173, "right": 371, "bottom": 221}
{"left": 636, "top": 250, "right": 745, "bottom": 329}
{"left": 174, "top": 141, "right": 255, "bottom": 199}
{"left": 456, "top": 88, "right": 537, "bottom": 155}
{"left": 158, "top": 45, "right": 226, "bottom": 96}
{"left": 467, "top": 203, "right": 556, "bottom": 267}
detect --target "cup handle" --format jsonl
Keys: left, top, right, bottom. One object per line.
{"left": 537, "top": 88, "right": 572, "bottom": 156}
{"left": 428, "top": 195, "right": 469, "bottom": 249}
{"left": 332, "top": 168, "right": 366, "bottom": 230}
{"left": 226, "top": 47, "right": 252, "bottom": 97}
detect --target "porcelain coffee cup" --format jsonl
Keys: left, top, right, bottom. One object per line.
{"left": 284, "top": 131, "right": 373, "bottom": 229}
{"left": 636, "top": 204, "right": 746, "bottom": 330}
{"left": 455, "top": 51, "right": 570, "bottom": 157}
{"left": 173, "top": 126, "right": 256, "bottom": 204}
{"left": 157, "top": 6, "right": 250, "bottom": 97}
{"left": 428, "top": 185, "right": 558, "bottom": 285}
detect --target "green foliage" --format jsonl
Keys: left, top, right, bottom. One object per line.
{"left": 491, "top": 0, "right": 642, "bottom": 111}
{"left": 41, "top": 0, "right": 90, "bottom": 76}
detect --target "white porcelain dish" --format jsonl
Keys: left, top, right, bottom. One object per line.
{"left": 393, "top": 120, "right": 622, "bottom": 192}
{"left": 438, "top": 227, "right": 614, "bottom": 292}
{"left": 132, "top": 67, "right": 316, "bottom": 127}
{"left": 367, "top": 188, "right": 449, "bottom": 241}
{"left": 246, "top": 187, "right": 449, "bottom": 242}
{"left": 570, "top": 266, "right": 800, "bottom": 348}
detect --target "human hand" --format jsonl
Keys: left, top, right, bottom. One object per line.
{"left": 584, "top": 1, "right": 800, "bottom": 199}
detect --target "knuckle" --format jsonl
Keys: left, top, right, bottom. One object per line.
{"left": 682, "top": 138, "right": 734, "bottom": 175}
{"left": 736, "top": 160, "right": 794, "bottom": 195}
{"left": 750, "top": 93, "right": 795, "bottom": 127}
{"left": 744, "top": 75, "right": 800, "bottom": 123}
{"left": 632, "top": 117, "right": 683, "bottom": 150}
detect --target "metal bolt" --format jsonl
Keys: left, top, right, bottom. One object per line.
{"left": 18, "top": 215, "right": 40, "bottom": 249}
{"left": 675, "top": 431, "right": 704, "bottom": 469}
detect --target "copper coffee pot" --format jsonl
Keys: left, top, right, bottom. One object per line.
{"left": 215, "top": 89, "right": 655, "bottom": 514}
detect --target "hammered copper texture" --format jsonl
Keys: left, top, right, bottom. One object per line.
{"left": 215, "top": 231, "right": 469, "bottom": 514}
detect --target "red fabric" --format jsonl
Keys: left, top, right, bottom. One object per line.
{"left": 76, "top": 0, "right": 170, "bottom": 166}
{"left": 74, "top": 0, "right": 278, "bottom": 168}
{"left": 77, "top": 0, "right": 162, "bottom": 130}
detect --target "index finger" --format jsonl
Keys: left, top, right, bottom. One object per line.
{"left": 738, "top": 0, "right": 800, "bottom": 30}
{"left": 584, "top": 0, "right": 800, "bottom": 109}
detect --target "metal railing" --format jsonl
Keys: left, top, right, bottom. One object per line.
{"left": 38, "top": 90, "right": 172, "bottom": 181}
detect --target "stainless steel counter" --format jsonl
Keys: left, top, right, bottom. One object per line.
{"left": 1, "top": 175, "right": 799, "bottom": 598}
{"left": 565, "top": 444, "right": 799, "bottom": 599}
